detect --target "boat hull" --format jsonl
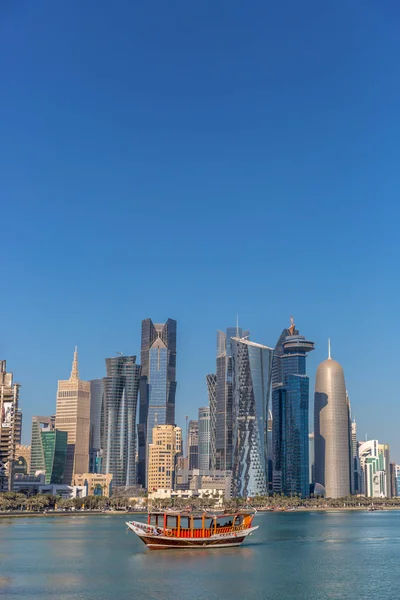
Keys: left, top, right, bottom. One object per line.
{"left": 126, "top": 521, "right": 258, "bottom": 550}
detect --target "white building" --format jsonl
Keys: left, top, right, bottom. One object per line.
{"left": 358, "top": 440, "right": 390, "bottom": 498}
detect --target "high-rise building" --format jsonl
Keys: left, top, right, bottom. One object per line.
{"left": 350, "top": 417, "right": 360, "bottom": 494}
{"left": 102, "top": 355, "right": 141, "bottom": 488}
{"left": 0, "top": 360, "right": 21, "bottom": 491}
{"left": 198, "top": 407, "right": 211, "bottom": 470}
{"left": 391, "top": 464, "right": 400, "bottom": 497}
{"left": 358, "top": 440, "right": 390, "bottom": 497}
{"left": 147, "top": 425, "right": 182, "bottom": 491}
{"left": 137, "top": 318, "right": 177, "bottom": 487}
{"left": 215, "top": 326, "right": 248, "bottom": 473}
{"left": 206, "top": 374, "right": 217, "bottom": 469}
{"left": 314, "top": 343, "right": 350, "bottom": 498}
{"left": 309, "top": 433, "right": 315, "bottom": 486}
{"left": 55, "top": 348, "right": 91, "bottom": 484}
{"left": 29, "top": 416, "right": 67, "bottom": 484}
{"left": 272, "top": 320, "right": 314, "bottom": 497}
{"left": 188, "top": 420, "right": 199, "bottom": 470}
{"left": 89, "top": 379, "right": 104, "bottom": 473}
{"left": 15, "top": 410, "right": 22, "bottom": 445}
{"left": 30, "top": 416, "right": 55, "bottom": 475}
{"left": 231, "top": 336, "right": 274, "bottom": 498}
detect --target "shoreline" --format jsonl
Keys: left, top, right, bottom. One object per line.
{"left": 1, "top": 507, "right": 400, "bottom": 518}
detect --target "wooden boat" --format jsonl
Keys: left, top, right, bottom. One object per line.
{"left": 126, "top": 509, "right": 258, "bottom": 550}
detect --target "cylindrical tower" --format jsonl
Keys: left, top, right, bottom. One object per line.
{"left": 314, "top": 345, "right": 350, "bottom": 498}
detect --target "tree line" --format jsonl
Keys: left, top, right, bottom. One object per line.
{"left": 0, "top": 492, "right": 132, "bottom": 512}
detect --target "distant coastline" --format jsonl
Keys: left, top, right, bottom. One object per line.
{"left": 2, "top": 506, "right": 400, "bottom": 518}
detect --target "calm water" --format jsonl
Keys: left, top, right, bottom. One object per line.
{"left": 1, "top": 511, "right": 400, "bottom": 600}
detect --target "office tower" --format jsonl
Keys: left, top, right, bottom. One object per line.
{"left": 309, "top": 433, "right": 315, "bottom": 486}
{"left": 358, "top": 440, "right": 390, "bottom": 497}
{"left": 29, "top": 416, "right": 66, "bottom": 484}
{"left": 215, "top": 326, "right": 248, "bottom": 472}
{"left": 30, "top": 416, "right": 55, "bottom": 475}
{"left": 393, "top": 464, "right": 400, "bottom": 497}
{"left": 89, "top": 379, "right": 104, "bottom": 473}
{"left": 55, "top": 348, "right": 91, "bottom": 484}
{"left": 350, "top": 417, "right": 360, "bottom": 494}
{"left": 0, "top": 360, "right": 20, "bottom": 491}
{"left": 137, "top": 318, "right": 177, "bottom": 486}
{"left": 198, "top": 406, "right": 211, "bottom": 470}
{"left": 147, "top": 425, "right": 182, "bottom": 491}
{"left": 102, "top": 355, "right": 141, "bottom": 487}
{"left": 206, "top": 373, "right": 217, "bottom": 469}
{"left": 231, "top": 336, "right": 273, "bottom": 498}
{"left": 267, "top": 410, "right": 273, "bottom": 493}
{"left": 188, "top": 420, "right": 199, "bottom": 470}
{"left": 272, "top": 319, "right": 314, "bottom": 497}
{"left": 314, "top": 342, "right": 350, "bottom": 498}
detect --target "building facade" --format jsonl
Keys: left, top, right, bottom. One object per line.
{"left": 188, "top": 420, "right": 199, "bottom": 470}
{"left": 137, "top": 318, "right": 177, "bottom": 487}
{"left": 73, "top": 472, "right": 113, "bottom": 497}
{"left": 314, "top": 344, "right": 350, "bottom": 498}
{"left": 272, "top": 321, "right": 314, "bottom": 497}
{"left": 147, "top": 425, "right": 182, "bottom": 491}
{"left": 55, "top": 348, "right": 91, "bottom": 484}
{"left": 102, "top": 355, "right": 141, "bottom": 488}
{"left": 198, "top": 407, "right": 211, "bottom": 470}
{"left": 231, "top": 337, "right": 273, "bottom": 498}
{"left": 30, "top": 416, "right": 54, "bottom": 475}
{"left": 89, "top": 379, "right": 104, "bottom": 473}
{"left": 206, "top": 373, "right": 217, "bottom": 469}
{"left": 14, "top": 444, "right": 31, "bottom": 476}
{"left": 215, "top": 327, "right": 248, "bottom": 473}
{"left": 358, "top": 440, "right": 390, "bottom": 498}
{"left": 0, "top": 360, "right": 21, "bottom": 491}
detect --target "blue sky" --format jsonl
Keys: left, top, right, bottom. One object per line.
{"left": 1, "top": 1, "right": 400, "bottom": 460}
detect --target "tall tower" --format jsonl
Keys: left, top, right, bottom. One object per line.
{"left": 188, "top": 420, "right": 199, "bottom": 470}
{"left": 198, "top": 406, "right": 211, "bottom": 471}
{"left": 206, "top": 374, "right": 217, "bottom": 469}
{"left": 272, "top": 321, "right": 314, "bottom": 497}
{"left": 314, "top": 342, "right": 350, "bottom": 498}
{"left": 102, "top": 355, "right": 141, "bottom": 488}
{"left": 0, "top": 360, "right": 20, "bottom": 491}
{"left": 89, "top": 379, "right": 104, "bottom": 473}
{"left": 215, "top": 326, "right": 248, "bottom": 472}
{"left": 231, "top": 336, "right": 274, "bottom": 498}
{"left": 55, "top": 348, "right": 91, "bottom": 484}
{"left": 137, "top": 318, "right": 177, "bottom": 486}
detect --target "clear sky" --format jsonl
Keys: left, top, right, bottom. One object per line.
{"left": 2, "top": 1, "right": 400, "bottom": 460}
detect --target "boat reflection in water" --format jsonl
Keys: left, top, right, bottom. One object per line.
{"left": 126, "top": 509, "right": 258, "bottom": 550}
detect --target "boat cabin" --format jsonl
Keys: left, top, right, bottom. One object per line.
{"left": 146, "top": 511, "right": 253, "bottom": 539}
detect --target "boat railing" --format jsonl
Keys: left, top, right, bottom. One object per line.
{"left": 163, "top": 523, "right": 250, "bottom": 538}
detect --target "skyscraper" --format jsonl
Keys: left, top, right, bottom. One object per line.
{"left": 314, "top": 342, "right": 350, "bottom": 498}
{"left": 198, "top": 406, "right": 211, "bottom": 471}
{"left": 0, "top": 360, "right": 20, "bottom": 491}
{"left": 188, "top": 420, "right": 199, "bottom": 470}
{"left": 206, "top": 373, "right": 217, "bottom": 469}
{"left": 147, "top": 425, "right": 182, "bottom": 491}
{"left": 89, "top": 379, "right": 104, "bottom": 473}
{"left": 215, "top": 326, "right": 248, "bottom": 472}
{"left": 272, "top": 319, "right": 314, "bottom": 497}
{"left": 358, "top": 440, "right": 390, "bottom": 497}
{"left": 231, "top": 336, "right": 274, "bottom": 498}
{"left": 30, "top": 416, "right": 55, "bottom": 475}
{"left": 102, "top": 355, "right": 141, "bottom": 488}
{"left": 137, "top": 318, "right": 177, "bottom": 486}
{"left": 55, "top": 348, "right": 91, "bottom": 484}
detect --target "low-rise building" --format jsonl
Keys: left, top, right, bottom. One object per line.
{"left": 73, "top": 473, "right": 113, "bottom": 497}
{"left": 38, "top": 484, "right": 86, "bottom": 499}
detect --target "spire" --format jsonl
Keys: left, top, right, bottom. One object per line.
{"left": 70, "top": 346, "right": 79, "bottom": 380}
{"left": 236, "top": 314, "right": 239, "bottom": 338}
{"left": 328, "top": 338, "right": 331, "bottom": 359}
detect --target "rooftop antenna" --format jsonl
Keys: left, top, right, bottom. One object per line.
{"left": 185, "top": 416, "right": 189, "bottom": 459}
{"left": 328, "top": 338, "right": 331, "bottom": 360}
{"left": 236, "top": 314, "right": 239, "bottom": 338}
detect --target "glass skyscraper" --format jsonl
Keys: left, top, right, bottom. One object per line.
{"left": 215, "top": 327, "right": 247, "bottom": 472}
{"left": 231, "top": 337, "right": 273, "bottom": 498}
{"left": 137, "top": 318, "right": 177, "bottom": 487}
{"left": 102, "top": 355, "right": 141, "bottom": 488}
{"left": 198, "top": 407, "right": 210, "bottom": 471}
{"left": 41, "top": 430, "right": 68, "bottom": 484}
{"left": 206, "top": 373, "right": 217, "bottom": 470}
{"left": 89, "top": 379, "right": 104, "bottom": 473}
{"left": 272, "top": 319, "right": 314, "bottom": 497}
